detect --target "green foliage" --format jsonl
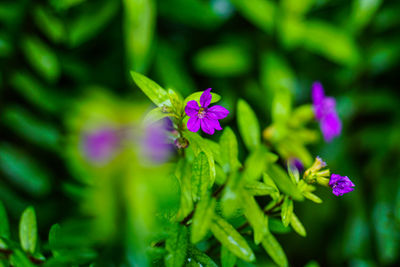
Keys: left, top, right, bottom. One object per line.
{"left": 0, "top": 0, "right": 398, "bottom": 266}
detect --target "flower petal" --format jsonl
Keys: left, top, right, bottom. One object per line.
{"left": 187, "top": 116, "right": 201, "bottom": 132}
{"left": 321, "top": 112, "right": 342, "bottom": 142}
{"left": 207, "top": 118, "right": 222, "bottom": 131}
{"left": 200, "top": 88, "right": 212, "bottom": 108}
{"left": 185, "top": 100, "right": 200, "bottom": 117}
{"left": 200, "top": 118, "right": 215, "bottom": 135}
{"left": 312, "top": 81, "right": 325, "bottom": 106}
{"left": 207, "top": 105, "right": 229, "bottom": 119}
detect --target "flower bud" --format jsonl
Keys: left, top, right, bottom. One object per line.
{"left": 174, "top": 137, "right": 189, "bottom": 149}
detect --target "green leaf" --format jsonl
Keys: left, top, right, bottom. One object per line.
{"left": 220, "top": 127, "right": 241, "bottom": 173}
{"left": 184, "top": 91, "right": 221, "bottom": 105}
{"left": 22, "top": 36, "right": 60, "bottom": 83}
{"left": 68, "top": 0, "right": 119, "bottom": 47}
{"left": 10, "top": 249, "right": 35, "bottom": 267}
{"left": 19, "top": 206, "right": 38, "bottom": 254}
{"left": 266, "top": 165, "right": 304, "bottom": 201}
{"left": 183, "top": 131, "right": 216, "bottom": 183}
{"left": 48, "top": 224, "right": 61, "bottom": 253}
{"left": 210, "top": 215, "right": 255, "bottom": 262}
{"left": 165, "top": 225, "right": 188, "bottom": 267}
{"left": 290, "top": 213, "right": 306, "bottom": 237}
{"left": 221, "top": 246, "right": 237, "bottom": 267}
{"left": 144, "top": 107, "right": 175, "bottom": 125}
{"left": 188, "top": 246, "right": 219, "bottom": 267}
{"left": 272, "top": 89, "right": 292, "bottom": 125}
{"left": 0, "top": 144, "right": 51, "bottom": 196}
{"left": 124, "top": 0, "right": 155, "bottom": 72}
{"left": 245, "top": 181, "right": 277, "bottom": 196}
{"left": 243, "top": 146, "right": 275, "bottom": 181}
{"left": 262, "top": 232, "right": 288, "bottom": 267}
{"left": 281, "top": 196, "right": 293, "bottom": 227}
{"left": 221, "top": 173, "right": 244, "bottom": 218}
{"left": 237, "top": 99, "right": 260, "bottom": 151}
{"left": 0, "top": 201, "right": 10, "bottom": 238}
{"left": 269, "top": 218, "right": 291, "bottom": 234}
{"left": 231, "top": 0, "right": 276, "bottom": 33}
{"left": 191, "top": 196, "right": 216, "bottom": 243}
{"left": 175, "top": 159, "right": 193, "bottom": 221}
{"left": 130, "top": 71, "right": 170, "bottom": 107}
{"left": 2, "top": 106, "right": 60, "bottom": 150}
{"left": 303, "top": 21, "right": 360, "bottom": 66}
{"left": 168, "top": 88, "right": 184, "bottom": 115}
{"left": 33, "top": 5, "right": 65, "bottom": 43}
{"left": 191, "top": 152, "right": 211, "bottom": 202}
{"left": 303, "top": 191, "right": 323, "bottom": 204}
{"left": 193, "top": 44, "right": 251, "bottom": 77}
{"left": 242, "top": 192, "right": 268, "bottom": 244}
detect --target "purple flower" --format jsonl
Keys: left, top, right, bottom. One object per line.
{"left": 81, "top": 128, "right": 120, "bottom": 163}
{"left": 312, "top": 82, "right": 342, "bottom": 142}
{"left": 329, "top": 174, "right": 355, "bottom": 196}
{"left": 185, "top": 88, "right": 229, "bottom": 135}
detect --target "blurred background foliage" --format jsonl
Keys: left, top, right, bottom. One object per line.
{"left": 0, "top": 0, "right": 400, "bottom": 266}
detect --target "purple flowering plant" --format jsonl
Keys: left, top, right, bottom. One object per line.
{"left": 131, "top": 72, "right": 355, "bottom": 267}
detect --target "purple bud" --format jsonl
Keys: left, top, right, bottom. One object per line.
{"left": 289, "top": 158, "right": 304, "bottom": 172}
{"left": 329, "top": 174, "right": 355, "bottom": 196}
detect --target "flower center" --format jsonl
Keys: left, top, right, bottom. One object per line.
{"left": 198, "top": 107, "right": 206, "bottom": 118}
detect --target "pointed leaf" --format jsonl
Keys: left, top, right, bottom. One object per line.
{"left": 165, "top": 225, "right": 188, "bottom": 267}
{"left": 130, "top": 71, "right": 170, "bottom": 107}
{"left": 242, "top": 192, "right": 268, "bottom": 244}
{"left": 266, "top": 165, "right": 304, "bottom": 201}
{"left": 281, "top": 197, "right": 293, "bottom": 227}
{"left": 245, "top": 181, "right": 276, "bottom": 196}
{"left": 237, "top": 99, "right": 260, "bottom": 151}
{"left": 262, "top": 232, "right": 288, "bottom": 267}
{"left": 290, "top": 213, "right": 306, "bottom": 237}
{"left": 303, "top": 191, "right": 323, "bottom": 204}
{"left": 210, "top": 215, "right": 255, "bottom": 262}
{"left": 19, "top": 206, "right": 37, "bottom": 254}
{"left": 220, "top": 127, "right": 241, "bottom": 173}
{"left": 191, "top": 152, "right": 211, "bottom": 202}
{"left": 191, "top": 196, "right": 216, "bottom": 243}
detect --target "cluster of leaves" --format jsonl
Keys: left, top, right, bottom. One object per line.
{"left": 0, "top": 202, "right": 97, "bottom": 267}
{"left": 1, "top": 0, "right": 400, "bottom": 266}
{"left": 132, "top": 72, "right": 326, "bottom": 267}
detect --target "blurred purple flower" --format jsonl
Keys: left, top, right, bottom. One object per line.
{"left": 185, "top": 88, "right": 229, "bottom": 135}
{"left": 142, "top": 119, "right": 174, "bottom": 163}
{"left": 329, "top": 174, "right": 355, "bottom": 196}
{"left": 312, "top": 82, "right": 342, "bottom": 142}
{"left": 82, "top": 128, "right": 119, "bottom": 163}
